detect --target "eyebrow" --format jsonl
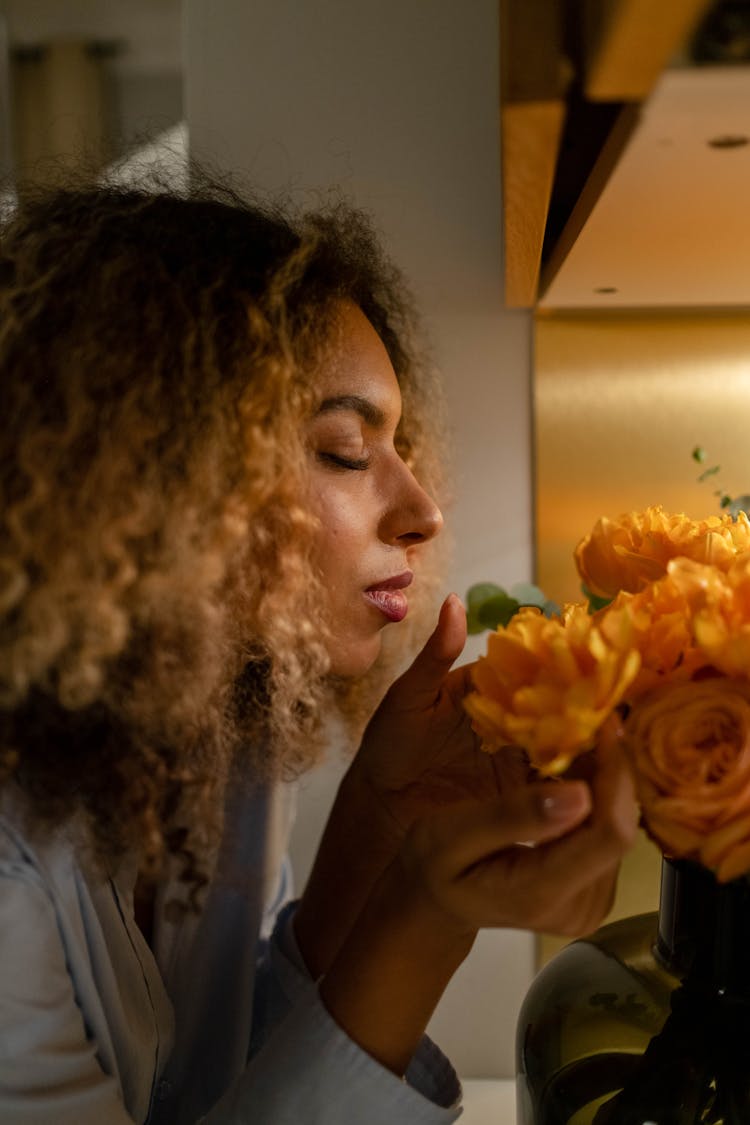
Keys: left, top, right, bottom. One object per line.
{"left": 315, "top": 394, "right": 387, "bottom": 427}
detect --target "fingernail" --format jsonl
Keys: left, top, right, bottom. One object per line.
{"left": 540, "top": 783, "right": 590, "bottom": 821}
{"left": 447, "top": 592, "right": 466, "bottom": 611}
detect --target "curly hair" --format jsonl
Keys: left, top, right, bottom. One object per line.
{"left": 0, "top": 174, "right": 448, "bottom": 879}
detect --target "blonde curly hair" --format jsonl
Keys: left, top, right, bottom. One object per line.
{"left": 0, "top": 177, "right": 447, "bottom": 879}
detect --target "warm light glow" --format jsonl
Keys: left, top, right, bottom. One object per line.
{"left": 534, "top": 309, "right": 750, "bottom": 962}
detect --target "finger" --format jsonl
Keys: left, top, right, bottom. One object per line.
{"left": 408, "top": 780, "right": 592, "bottom": 876}
{"left": 588, "top": 727, "right": 638, "bottom": 844}
{"left": 571, "top": 868, "right": 620, "bottom": 933}
{"left": 596, "top": 709, "right": 626, "bottom": 759}
{"left": 499, "top": 760, "right": 636, "bottom": 913}
{"left": 388, "top": 593, "right": 467, "bottom": 706}
{"left": 563, "top": 713, "right": 625, "bottom": 784}
{"left": 407, "top": 787, "right": 624, "bottom": 935}
{"left": 471, "top": 853, "right": 621, "bottom": 935}
{"left": 425, "top": 592, "right": 467, "bottom": 664}
{"left": 522, "top": 718, "right": 636, "bottom": 892}
{"left": 494, "top": 740, "right": 635, "bottom": 876}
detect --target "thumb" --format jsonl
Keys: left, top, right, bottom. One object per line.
{"left": 392, "top": 593, "right": 467, "bottom": 703}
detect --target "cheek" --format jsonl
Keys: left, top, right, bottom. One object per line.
{"left": 310, "top": 493, "right": 386, "bottom": 676}
{"left": 312, "top": 490, "right": 369, "bottom": 564}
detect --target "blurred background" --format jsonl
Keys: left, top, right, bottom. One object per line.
{"left": 0, "top": 0, "right": 182, "bottom": 190}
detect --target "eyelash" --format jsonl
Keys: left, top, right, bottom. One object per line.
{"left": 318, "top": 452, "right": 371, "bottom": 472}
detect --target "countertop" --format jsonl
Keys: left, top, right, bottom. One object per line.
{"left": 460, "top": 1079, "right": 516, "bottom": 1124}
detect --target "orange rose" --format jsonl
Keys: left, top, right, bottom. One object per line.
{"left": 678, "top": 554, "right": 750, "bottom": 679}
{"left": 464, "top": 603, "right": 640, "bottom": 774}
{"left": 626, "top": 678, "right": 750, "bottom": 882}
{"left": 574, "top": 505, "right": 750, "bottom": 601}
{"left": 600, "top": 563, "right": 716, "bottom": 702}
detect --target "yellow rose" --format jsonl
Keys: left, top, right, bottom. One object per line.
{"left": 626, "top": 678, "right": 750, "bottom": 882}
{"left": 574, "top": 505, "right": 750, "bottom": 601}
{"left": 464, "top": 603, "right": 640, "bottom": 775}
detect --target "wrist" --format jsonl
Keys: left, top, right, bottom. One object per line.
{"left": 319, "top": 858, "right": 475, "bottom": 1075}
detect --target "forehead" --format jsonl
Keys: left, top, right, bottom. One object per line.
{"left": 314, "top": 301, "right": 401, "bottom": 413}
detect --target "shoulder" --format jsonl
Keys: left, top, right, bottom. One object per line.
{"left": 0, "top": 788, "right": 139, "bottom": 1123}
{"left": 0, "top": 784, "right": 105, "bottom": 1027}
{"left": 0, "top": 789, "right": 77, "bottom": 996}
{"left": 0, "top": 783, "right": 81, "bottom": 898}
{"left": 0, "top": 785, "right": 43, "bottom": 869}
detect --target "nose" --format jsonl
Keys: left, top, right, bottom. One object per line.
{"left": 381, "top": 461, "right": 444, "bottom": 546}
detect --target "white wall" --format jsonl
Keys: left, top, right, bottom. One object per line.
{"left": 185, "top": 0, "right": 534, "bottom": 1077}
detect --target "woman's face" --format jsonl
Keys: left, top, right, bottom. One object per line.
{"left": 306, "top": 301, "right": 443, "bottom": 677}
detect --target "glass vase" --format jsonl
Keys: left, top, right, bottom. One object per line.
{"left": 516, "top": 856, "right": 750, "bottom": 1124}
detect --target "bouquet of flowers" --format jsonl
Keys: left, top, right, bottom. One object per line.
{"left": 464, "top": 504, "right": 750, "bottom": 883}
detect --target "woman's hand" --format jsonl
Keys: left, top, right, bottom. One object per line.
{"left": 295, "top": 592, "right": 638, "bottom": 982}
{"left": 396, "top": 718, "right": 637, "bottom": 939}
{"left": 319, "top": 741, "right": 638, "bottom": 1075}
{"left": 295, "top": 593, "right": 492, "bottom": 976}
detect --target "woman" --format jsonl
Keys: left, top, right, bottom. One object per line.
{"left": 0, "top": 178, "right": 637, "bottom": 1123}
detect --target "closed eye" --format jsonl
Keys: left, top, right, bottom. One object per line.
{"left": 317, "top": 452, "right": 371, "bottom": 471}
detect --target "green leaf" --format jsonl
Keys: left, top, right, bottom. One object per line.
{"left": 509, "top": 582, "right": 561, "bottom": 618}
{"left": 692, "top": 446, "right": 707, "bottom": 463}
{"left": 509, "top": 581, "right": 546, "bottom": 607}
{"left": 466, "top": 582, "right": 505, "bottom": 607}
{"left": 465, "top": 580, "right": 559, "bottom": 633}
{"left": 465, "top": 582, "right": 506, "bottom": 634}
{"left": 477, "top": 593, "right": 520, "bottom": 631}
{"left": 697, "top": 465, "right": 721, "bottom": 482}
{"left": 728, "top": 495, "right": 750, "bottom": 518}
{"left": 582, "top": 583, "right": 612, "bottom": 613}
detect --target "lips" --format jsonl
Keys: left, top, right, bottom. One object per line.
{"left": 364, "top": 570, "right": 413, "bottom": 623}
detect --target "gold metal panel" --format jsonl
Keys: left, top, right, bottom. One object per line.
{"left": 534, "top": 309, "right": 750, "bottom": 962}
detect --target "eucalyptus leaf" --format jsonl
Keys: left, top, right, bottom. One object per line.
{"left": 510, "top": 582, "right": 560, "bottom": 618}
{"left": 582, "top": 584, "right": 612, "bottom": 613}
{"left": 465, "top": 580, "right": 560, "bottom": 634}
{"left": 465, "top": 582, "right": 506, "bottom": 634}
{"left": 509, "top": 582, "right": 547, "bottom": 607}
{"left": 477, "top": 593, "right": 520, "bottom": 631}
{"left": 466, "top": 582, "right": 505, "bottom": 608}
{"left": 728, "top": 495, "right": 750, "bottom": 518}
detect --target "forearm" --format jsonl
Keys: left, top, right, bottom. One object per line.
{"left": 294, "top": 763, "right": 407, "bottom": 979}
{"left": 205, "top": 868, "right": 466, "bottom": 1125}
{"left": 294, "top": 598, "right": 483, "bottom": 981}
{"left": 318, "top": 859, "right": 475, "bottom": 1077}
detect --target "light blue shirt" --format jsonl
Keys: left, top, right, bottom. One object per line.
{"left": 0, "top": 781, "right": 462, "bottom": 1123}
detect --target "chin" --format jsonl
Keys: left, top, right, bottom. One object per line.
{"left": 327, "top": 633, "right": 383, "bottom": 679}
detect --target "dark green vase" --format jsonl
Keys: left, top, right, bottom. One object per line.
{"left": 516, "top": 857, "right": 750, "bottom": 1123}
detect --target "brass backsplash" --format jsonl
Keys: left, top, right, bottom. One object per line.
{"left": 534, "top": 308, "right": 750, "bottom": 963}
